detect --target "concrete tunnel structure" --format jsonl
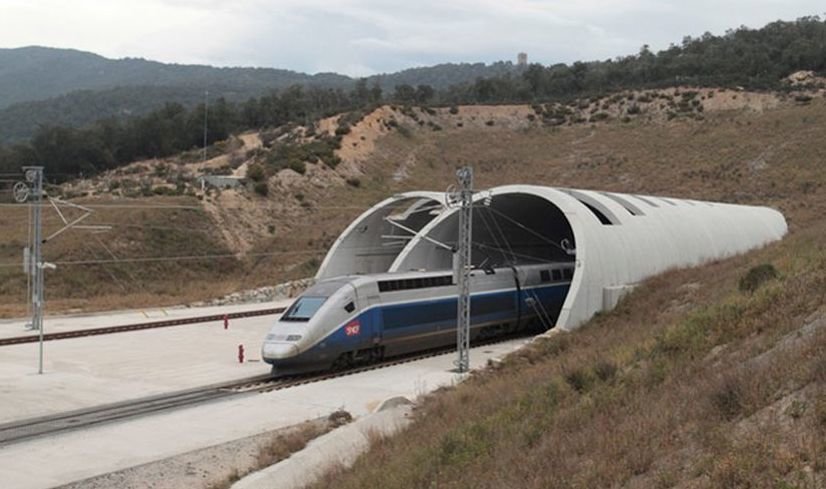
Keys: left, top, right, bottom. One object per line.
{"left": 316, "top": 185, "right": 787, "bottom": 331}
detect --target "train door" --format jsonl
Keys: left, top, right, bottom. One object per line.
{"left": 364, "top": 293, "right": 382, "bottom": 348}
{"left": 353, "top": 283, "right": 382, "bottom": 350}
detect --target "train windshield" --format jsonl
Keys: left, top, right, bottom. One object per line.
{"left": 281, "top": 297, "right": 326, "bottom": 321}
{"left": 280, "top": 278, "right": 351, "bottom": 322}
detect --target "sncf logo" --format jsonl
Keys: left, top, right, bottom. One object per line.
{"left": 345, "top": 320, "right": 361, "bottom": 336}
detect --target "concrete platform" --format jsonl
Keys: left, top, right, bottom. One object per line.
{"left": 0, "top": 321, "right": 530, "bottom": 489}
{"left": 0, "top": 300, "right": 291, "bottom": 339}
{"left": 0, "top": 311, "right": 285, "bottom": 423}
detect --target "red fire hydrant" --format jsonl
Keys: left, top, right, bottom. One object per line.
{"left": 223, "top": 314, "right": 229, "bottom": 330}
{"left": 238, "top": 344, "right": 245, "bottom": 364}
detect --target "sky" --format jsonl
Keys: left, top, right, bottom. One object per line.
{"left": 1, "top": 0, "right": 823, "bottom": 76}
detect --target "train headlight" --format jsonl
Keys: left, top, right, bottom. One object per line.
{"left": 286, "top": 335, "right": 302, "bottom": 342}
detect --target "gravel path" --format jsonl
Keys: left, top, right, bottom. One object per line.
{"left": 56, "top": 419, "right": 326, "bottom": 489}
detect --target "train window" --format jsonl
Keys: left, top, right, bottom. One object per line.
{"left": 563, "top": 268, "right": 574, "bottom": 280}
{"left": 378, "top": 275, "right": 454, "bottom": 293}
{"left": 281, "top": 297, "right": 326, "bottom": 321}
{"left": 540, "top": 270, "right": 550, "bottom": 282}
{"left": 344, "top": 301, "right": 355, "bottom": 313}
{"left": 552, "top": 269, "right": 562, "bottom": 281}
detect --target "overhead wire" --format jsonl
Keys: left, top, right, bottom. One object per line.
{"left": 484, "top": 205, "right": 571, "bottom": 255}
{"left": 0, "top": 249, "right": 328, "bottom": 268}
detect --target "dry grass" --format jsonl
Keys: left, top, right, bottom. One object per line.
{"left": 0, "top": 197, "right": 243, "bottom": 316}
{"left": 207, "top": 419, "right": 332, "bottom": 489}
{"left": 308, "top": 220, "right": 826, "bottom": 488}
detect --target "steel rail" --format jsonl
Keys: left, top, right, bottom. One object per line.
{"left": 0, "top": 307, "right": 286, "bottom": 346}
{"left": 0, "top": 334, "right": 529, "bottom": 446}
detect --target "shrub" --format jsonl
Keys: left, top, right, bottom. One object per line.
{"left": 564, "top": 367, "right": 593, "bottom": 393}
{"left": 626, "top": 104, "right": 641, "bottom": 115}
{"left": 795, "top": 94, "right": 813, "bottom": 104}
{"left": 260, "top": 130, "right": 280, "bottom": 148}
{"left": 449, "top": 105, "right": 459, "bottom": 115}
{"left": 346, "top": 177, "right": 361, "bottom": 188}
{"left": 397, "top": 125, "right": 412, "bottom": 138}
{"left": 590, "top": 112, "right": 610, "bottom": 122}
{"left": 738, "top": 263, "right": 778, "bottom": 293}
{"left": 247, "top": 164, "right": 266, "bottom": 182}
{"left": 593, "top": 360, "right": 618, "bottom": 382}
{"left": 328, "top": 410, "right": 353, "bottom": 427}
{"left": 253, "top": 181, "right": 269, "bottom": 196}
{"left": 288, "top": 160, "right": 306, "bottom": 174}
{"left": 325, "top": 155, "right": 342, "bottom": 169}
{"left": 711, "top": 377, "right": 744, "bottom": 420}
{"left": 485, "top": 120, "right": 495, "bottom": 126}
{"left": 815, "top": 394, "right": 826, "bottom": 428}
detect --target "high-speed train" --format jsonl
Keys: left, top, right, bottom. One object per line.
{"left": 261, "top": 262, "right": 575, "bottom": 376}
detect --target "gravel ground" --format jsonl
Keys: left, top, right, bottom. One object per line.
{"left": 56, "top": 419, "right": 327, "bottom": 489}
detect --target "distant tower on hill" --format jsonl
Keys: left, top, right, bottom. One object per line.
{"left": 517, "top": 52, "right": 528, "bottom": 66}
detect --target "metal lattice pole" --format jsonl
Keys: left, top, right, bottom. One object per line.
{"left": 22, "top": 167, "right": 45, "bottom": 373}
{"left": 455, "top": 166, "right": 473, "bottom": 373}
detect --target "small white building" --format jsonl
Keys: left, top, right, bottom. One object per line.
{"left": 197, "top": 175, "right": 245, "bottom": 190}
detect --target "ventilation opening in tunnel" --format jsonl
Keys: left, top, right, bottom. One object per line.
{"left": 579, "top": 200, "right": 614, "bottom": 225}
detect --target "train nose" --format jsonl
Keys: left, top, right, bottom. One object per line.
{"left": 262, "top": 342, "right": 299, "bottom": 360}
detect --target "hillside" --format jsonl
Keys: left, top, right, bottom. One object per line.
{"left": 0, "top": 46, "right": 352, "bottom": 110}
{"left": 0, "top": 47, "right": 526, "bottom": 143}
{"left": 1, "top": 86, "right": 824, "bottom": 316}
{"left": 311, "top": 221, "right": 826, "bottom": 488}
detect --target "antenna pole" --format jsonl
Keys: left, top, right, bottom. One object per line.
{"left": 454, "top": 166, "right": 473, "bottom": 373}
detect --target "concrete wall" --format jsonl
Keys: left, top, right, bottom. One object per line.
{"left": 315, "top": 192, "right": 445, "bottom": 279}
{"left": 316, "top": 185, "right": 787, "bottom": 331}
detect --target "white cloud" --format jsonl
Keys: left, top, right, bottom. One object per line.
{"left": 0, "top": 0, "right": 823, "bottom": 75}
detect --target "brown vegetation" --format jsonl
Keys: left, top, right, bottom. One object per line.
{"left": 208, "top": 419, "right": 334, "bottom": 489}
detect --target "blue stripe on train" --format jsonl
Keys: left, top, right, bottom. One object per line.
{"left": 269, "top": 283, "right": 570, "bottom": 372}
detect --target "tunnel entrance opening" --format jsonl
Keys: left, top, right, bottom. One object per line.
{"left": 316, "top": 194, "right": 444, "bottom": 279}
{"left": 394, "top": 193, "right": 576, "bottom": 271}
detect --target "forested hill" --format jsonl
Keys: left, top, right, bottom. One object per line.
{"left": 0, "top": 16, "right": 825, "bottom": 153}
{"left": 0, "top": 47, "right": 525, "bottom": 143}
{"left": 0, "top": 46, "right": 354, "bottom": 110}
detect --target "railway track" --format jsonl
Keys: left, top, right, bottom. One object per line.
{"left": 0, "top": 307, "right": 285, "bottom": 346}
{"left": 0, "top": 335, "right": 528, "bottom": 447}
